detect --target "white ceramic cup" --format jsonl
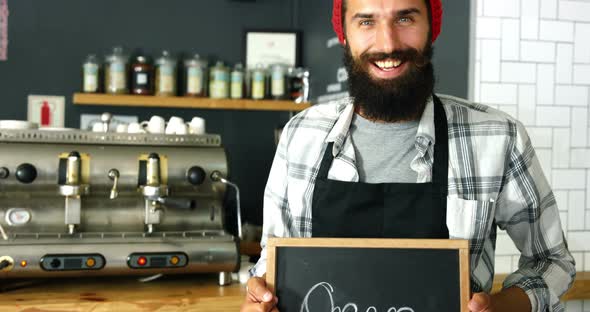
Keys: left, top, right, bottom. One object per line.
{"left": 115, "top": 123, "right": 128, "bottom": 133}
{"left": 92, "top": 123, "right": 105, "bottom": 132}
{"left": 127, "top": 122, "right": 146, "bottom": 134}
{"left": 188, "top": 117, "right": 206, "bottom": 135}
{"left": 166, "top": 116, "right": 185, "bottom": 135}
{"left": 142, "top": 115, "right": 166, "bottom": 134}
{"left": 175, "top": 124, "right": 188, "bottom": 135}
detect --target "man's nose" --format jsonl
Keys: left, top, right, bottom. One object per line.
{"left": 375, "top": 22, "right": 400, "bottom": 53}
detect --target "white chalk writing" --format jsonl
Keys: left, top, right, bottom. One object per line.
{"left": 300, "top": 282, "right": 415, "bottom": 312}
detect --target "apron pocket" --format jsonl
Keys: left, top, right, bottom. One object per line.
{"left": 446, "top": 196, "right": 496, "bottom": 240}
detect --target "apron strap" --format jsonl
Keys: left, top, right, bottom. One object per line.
{"left": 432, "top": 94, "right": 449, "bottom": 196}
{"left": 317, "top": 142, "right": 335, "bottom": 179}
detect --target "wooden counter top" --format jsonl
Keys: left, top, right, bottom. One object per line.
{"left": 0, "top": 274, "right": 245, "bottom": 311}
{"left": 1, "top": 272, "right": 587, "bottom": 311}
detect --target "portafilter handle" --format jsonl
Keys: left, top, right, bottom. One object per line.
{"left": 210, "top": 171, "right": 242, "bottom": 239}
{"left": 108, "top": 169, "right": 120, "bottom": 199}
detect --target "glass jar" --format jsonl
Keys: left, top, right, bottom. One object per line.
{"left": 82, "top": 54, "right": 101, "bottom": 93}
{"left": 230, "top": 63, "right": 245, "bottom": 99}
{"left": 270, "top": 64, "right": 287, "bottom": 100}
{"left": 209, "top": 61, "right": 229, "bottom": 99}
{"left": 130, "top": 53, "right": 154, "bottom": 95}
{"left": 183, "top": 54, "right": 207, "bottom": 97}
{"left": 104, "top": 47, "right": 128, "bottom": 94}
{"left": 155, "top": 50, "right": 177, "bottom": 96}
{"left": 250, "top": 64, "right": 266, "bottom": 100}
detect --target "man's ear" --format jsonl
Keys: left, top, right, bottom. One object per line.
{"left": 343, "top": 38, "right": 347, "bottom": 45}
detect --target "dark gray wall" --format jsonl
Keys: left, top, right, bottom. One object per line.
{"left": 298, "top": 0, "right": 472, "bottom": 101}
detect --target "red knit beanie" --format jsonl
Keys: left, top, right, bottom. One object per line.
{"left": 332, "top": 0, "right": 443, "bottom": 45}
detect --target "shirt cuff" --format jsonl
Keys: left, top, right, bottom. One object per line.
{"left": 249, "top": 257, "right": 267, "bottom": 278}
{"left": 502, "top": 268, "right": 551, "bottom": 312}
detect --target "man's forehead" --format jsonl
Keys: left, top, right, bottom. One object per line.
{"left": 347, "top": 0, "right": 427, "bottom": 15}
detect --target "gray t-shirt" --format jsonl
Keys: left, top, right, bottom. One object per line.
{"left": 349, "top": 114, "right": 419, "bottom": 183}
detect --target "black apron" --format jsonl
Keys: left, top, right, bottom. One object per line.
{"left": 311, "top": 95, "right": 449, "bottom": 238}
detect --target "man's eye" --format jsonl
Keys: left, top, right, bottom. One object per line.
{"left": 397, "top": 17, "right": 413, "bottom": 24}
{"left": 359, "top": 20, "right": 374, "bottom": 26}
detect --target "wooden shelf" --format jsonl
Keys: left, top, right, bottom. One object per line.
{"left": 73, "top": 93, "right": 311, "bottom": 112}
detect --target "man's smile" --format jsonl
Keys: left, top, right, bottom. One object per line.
{"left": 367, "top": 58, "right": 408, "bottom": 79}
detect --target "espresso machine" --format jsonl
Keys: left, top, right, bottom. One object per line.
{"left": 0, "top": 126, "right": 240, "bottom": 285}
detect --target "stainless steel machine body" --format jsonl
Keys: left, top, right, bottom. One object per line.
{"left": 0, "top": 130, "right": 238, "bottom": 281}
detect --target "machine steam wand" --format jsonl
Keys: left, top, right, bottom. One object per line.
{"left": 210, "top": 171, "right": 242, "bottom": 239}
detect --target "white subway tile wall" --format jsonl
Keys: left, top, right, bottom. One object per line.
{"left": 571, "top": 108, "right": 588, "bottom": 147}
{"left": 474, "top": 1, "right": 590, "bottom": 310}
{"left": 574, "top": 24, "right": 590, "bottom": 63}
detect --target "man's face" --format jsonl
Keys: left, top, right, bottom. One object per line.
{"left": 342, "top": 0, "right": 435, "bottom": 122}
{"left": 344, "top": 0, "right": 430, "bottom": 81}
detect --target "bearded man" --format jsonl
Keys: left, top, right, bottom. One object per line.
{"left": 241, "top": 0, "right": 575, "bottom": 311}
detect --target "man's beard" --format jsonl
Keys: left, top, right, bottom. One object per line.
{"left": 343, "top": 43, "right": 435, "bottom": 122}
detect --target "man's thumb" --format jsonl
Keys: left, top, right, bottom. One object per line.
{"left": 468, "top": 293, "right": 491, "bottom": 311}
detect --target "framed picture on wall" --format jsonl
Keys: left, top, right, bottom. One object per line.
{"left": 244, "top": 30, "right": 301, "bottom": 69}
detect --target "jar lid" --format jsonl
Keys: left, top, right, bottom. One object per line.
{"left": 184, "top": 54, "right": 206, "bottom": 67}
{"left": 134, "top": 55, "right": 152, "bottom": 64}
{"left": 85, "top": 54, "right": 99, "bottom": 64}
{"left": 105, "top": 46, "right": 128, "bottom": 64}
{"left": 211, "top": 61, "right": 227, "bottom": 71}
{"left": 156, "top": 50, "right": 176, "bottom": 66}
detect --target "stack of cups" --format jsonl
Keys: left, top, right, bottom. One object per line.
{"left": 188, "top": 117, "right": 205, "bottom": 135}
{"left": 165, "top": 116, "right": 187, "bottom": 135}
{"left": 112, "top": 115, "right": 206, "bottom": 135}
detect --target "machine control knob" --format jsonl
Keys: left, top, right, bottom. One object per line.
{"left": 15, "top": 163, "right": 37, "bottom": 184}
{"left": 187, "top": 166, "right": 206, "bottom": 185}
{"left": 50, "top": 258, "right": 61, "bottom": 268}
{"left": 0, "top": 167, "right": 9, "bottom": 179}
{"left": 0, "top": 256, "right": 14, "bottom": 271}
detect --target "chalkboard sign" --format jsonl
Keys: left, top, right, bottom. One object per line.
{"left": 267, "top": 238, "right": 470, "bottom": 312}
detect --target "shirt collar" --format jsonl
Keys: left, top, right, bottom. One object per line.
{"left": 325, "top": 96, "right": 436, "bottom": 157}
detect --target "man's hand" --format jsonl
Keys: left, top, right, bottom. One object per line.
{"left": 468, "top": 287, "right": 531, "bottom": 312}
{"left": 468, "top": 292, "right": 493, "bottom": 312}
{"left": 240, "top": 276, "right": 279, "bottom": 312}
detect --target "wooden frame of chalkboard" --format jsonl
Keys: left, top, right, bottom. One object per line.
{"left": 267, "top": 238, "right": 470, "bottom": 312}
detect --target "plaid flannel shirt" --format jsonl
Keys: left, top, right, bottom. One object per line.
{"left": 252, "top": 94, "right": 576, "bottom": 311}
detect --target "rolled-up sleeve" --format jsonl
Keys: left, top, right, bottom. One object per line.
{"left": 496, "top": 120, "right": 576, "bottom": 311}
{"left": 250, "top": 122, "right": 292, "bottom": 278}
